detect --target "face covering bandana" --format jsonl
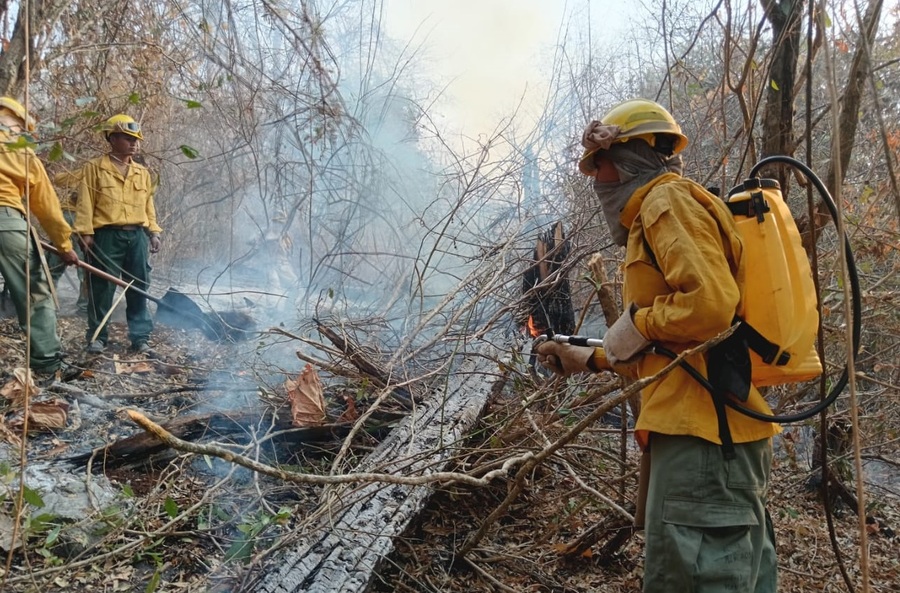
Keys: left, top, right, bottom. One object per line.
{"left": 592, "top": 141, "right": 683, "bottom": 246}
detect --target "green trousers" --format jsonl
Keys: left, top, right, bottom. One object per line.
{"left": 48, "top": 209, "right": 87, "bottom": 309}
{"left": 85, "top": 226, "right": 153, "bottom": 347}
{"left": 643, "top": 434, "right": 777, "bottom": 593}
{"left": 0, "top": 206, "right": 63, "bottom": 372}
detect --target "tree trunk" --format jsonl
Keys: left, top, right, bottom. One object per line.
{"left": 0, "top": 0, "right": 69, "bottom": 96}
{"left": 759, "top": 0, "right": 804, "bottom": 188}
{"left": 252, "top": 351, "right": 497, "bottom": 593}
{"left": 823, "top": 0, "right": 883, "bottom": 199}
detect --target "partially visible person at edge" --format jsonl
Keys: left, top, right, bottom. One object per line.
{"left": 73, "top": 114, "right": 161, "bottom": 357}
{"left": 0, "top": 96, "right": 78, "bottom": 379}
{"left": 535, "top": 98, "right": 781, "bottom": 593}
{"left": 47, "top": 164, "right": 88, "bottom": 313}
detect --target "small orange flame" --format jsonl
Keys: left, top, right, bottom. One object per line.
{"left": 527, "top": 315, "right": 541, "bottom": 338}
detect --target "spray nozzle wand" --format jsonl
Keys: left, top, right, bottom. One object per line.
{"left": 537, "top": 333, "right": 603, "bottom": 348}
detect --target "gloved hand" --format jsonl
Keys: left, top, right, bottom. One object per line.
{"left": 604, "top": 303, "right": 651, "bottom": 374}
{"left": 534, "top": 340, "right": 597, "bottom": 376}
{"left": 149, "top": 234, "right": 161, "bottom": 253}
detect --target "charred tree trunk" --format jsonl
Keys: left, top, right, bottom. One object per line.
{"left": 521, "top": 221, "right": 575, "bottom": 336}
{"left": 252, "top": 351, "right": 498, "bottom": 593}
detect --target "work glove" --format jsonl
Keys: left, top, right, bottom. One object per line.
{"left": 534, "top": 340, "right": 597, "bottom": 376}
{"left": 604, "top": 303, "right": 651, "bottom": 375}
{"left": 149, "top": 234, "right": 161, "bottom": 254}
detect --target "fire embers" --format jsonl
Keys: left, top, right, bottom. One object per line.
{"left": 521, "top": 221, "right": 575, "bottom": 338}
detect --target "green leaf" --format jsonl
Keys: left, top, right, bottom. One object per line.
{"left": 4, "top": 135, "right": 37, "bottom": 151}
{"left": 74, "top": 96, "right": 96, "bottom": 107}
{"left": 45, "top": 525, "right": 62, "bottom": 546}
{"left": 128, "top": 92, "right": 141, "bottom": 105}
{"left": 145, "top": 569, "right": 162, "bottom": 593}
{"left": 770, "top": 79, "right": 780, "bottom": 91}
{"left": 860, "top": 185, "right": 874, "bottom": 204}
{"left": 179, "top": 144, "right": 200, "bottom": 159}
{"left": 182, "top": 98, "right": 203, "bottom": 109}
{"left": 163, "top": 496, "right": 179, "bottom": 518}
{"left": 48, "top": 142, "right": 65, "bottom": 162}
{"left": 23, "top": 485, "right": 45, "bottom": 508}
{"left": 224, "top": 538, "right": 254, "bottom": 563}
{"left": 121, "top": 483, "right": 135, "bottom": 498}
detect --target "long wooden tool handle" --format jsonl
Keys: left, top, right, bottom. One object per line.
{"left": 39, "top": 240, "right": 164, "bottom": 306}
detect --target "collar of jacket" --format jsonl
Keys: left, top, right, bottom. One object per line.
{"left": 620, "top": 171, "right": 682, "bottom": 229}
{"left": 101, "top": 154, "right": 139, "bottom": 179}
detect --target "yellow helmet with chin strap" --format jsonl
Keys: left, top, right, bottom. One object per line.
{"left": 579, "top": 98, "right": 688, "bottom": 176}
{"left": 102, "top": 114, "right": 143, "bottom": 140}
{"left": 0, "top": 96, "right": 37, "bottom": 132}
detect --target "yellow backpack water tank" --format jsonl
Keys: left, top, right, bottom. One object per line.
{"left": 726, "top": 178, "right": 822, "bottom": 386}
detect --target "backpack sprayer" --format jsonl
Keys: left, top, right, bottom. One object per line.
{"left": 709, "top": 155, "right": 862, "bottom": 424}
{"left": 540, "top": 156, "right": 861, "bottom": 444}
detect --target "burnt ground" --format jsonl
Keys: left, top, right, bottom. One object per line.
{"left": 1, "top": 275, "right": 898, "bottom": 592}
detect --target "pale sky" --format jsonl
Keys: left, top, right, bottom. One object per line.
{"left": 382, "top": 0, "right": 591, "bottom": 141}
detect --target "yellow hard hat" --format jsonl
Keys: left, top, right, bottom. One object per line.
{"left": 0, "top": 96, "right": 36, "bottom": 132}
{"left": 102, "top": 114, "right": 143, "bottom": 140}
{"left": 579, "top": 98, "right": 688, "bottom": 176}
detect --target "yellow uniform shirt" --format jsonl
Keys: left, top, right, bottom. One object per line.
{"left": 74, "top": 155, "right": 162, "bottom": 236}
{"left": 0, "top": 129, "right": 73, "bottom": 251}
{"left": 613, "top": 172, "right": 780, "bottom": 448}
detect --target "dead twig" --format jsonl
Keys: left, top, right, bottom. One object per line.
{"left": 455, "top": 326, "right": 737, "bottom": 559}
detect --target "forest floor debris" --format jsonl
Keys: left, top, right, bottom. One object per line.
{"left": 0, "top": 298, "right": 897, "bottom": 592}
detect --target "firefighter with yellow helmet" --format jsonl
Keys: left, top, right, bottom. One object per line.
{"left": 0, "top": 96, "right": 79, "bottom": 380}
{"left": 536, "top": 98, "right": 780, "bottom": 592}
{"left": 74, "top": 113, "right": 162, "bottom": 356}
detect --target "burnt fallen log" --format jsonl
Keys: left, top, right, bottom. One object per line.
{"left": 155, "top": 289, "right": 256, "bottom": 341}
{"left": 252, "top": 350, "right": 497, "bottom": 593}
{"left": 64, "top": 410, "right": 402, "bottom": 471}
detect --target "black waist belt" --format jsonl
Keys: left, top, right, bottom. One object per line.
{"left": 100, "top": 225, "right": 142, "bottom": 231}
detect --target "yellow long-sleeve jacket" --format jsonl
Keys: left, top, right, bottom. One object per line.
{"left": 596, "top": 172, "right": 780, "bottom": 449}
{"left": 74, "top": 155, "right": 162, "bottom": 236}
{"left": 0, "top": 129, "right": 73, "bottom": 251}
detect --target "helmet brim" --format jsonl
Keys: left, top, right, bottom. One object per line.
{"left": 578, "top": 147, "right": 601, "bottom": 176}
{"left": 106, "top": 130, "right": 144, "bottom": 141}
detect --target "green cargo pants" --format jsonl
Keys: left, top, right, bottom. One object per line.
{"left": 643, "top": 434, "right": 777, "bottom": 593}
{"left": 85, "top": 226, "right": 153, "bottom": 347}
{"left": 48, "top": 209, "right": 87, "bottom": 311}
{"left": 0, "top": 206, "right": 63, "bottom": 372}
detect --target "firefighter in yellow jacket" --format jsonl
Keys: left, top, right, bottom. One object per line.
{"left": 536, "top": 99, "right": 780, "bottom": 592}
{"left": 74, "top": 114, "right": 162, "bottom": 356}
{"left": 0, "top": 97, "right": 78, "bottom": 377}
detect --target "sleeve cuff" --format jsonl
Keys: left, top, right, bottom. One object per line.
{"left": 590, "top": 349, "right": 611, "bottom": 371}
{"left": 633, "top": 307, "right": 651, "bottom": 341}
